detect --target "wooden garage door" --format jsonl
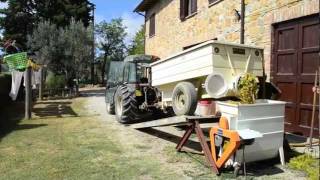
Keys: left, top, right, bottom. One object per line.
{"left": 272, "top": 15, "right": 320, "bottom": 136}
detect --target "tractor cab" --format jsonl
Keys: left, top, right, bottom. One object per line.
{"left": 105, "top": 55, "right": 160, "bottom": 123}
{"left": 122, "top": 55, "right": 158, "bottom": 84}
{"left": 106, "top": 55, "right": 158, "bottom": 85}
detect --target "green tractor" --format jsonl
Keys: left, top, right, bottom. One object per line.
{"left": 105, "top": 55, "right": 163, "bottom": 123}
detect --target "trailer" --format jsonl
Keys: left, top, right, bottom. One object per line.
{"left": 150, "top": 40, "right": 264, "bottom": 115}
{"left": 105, "top": 40, "right": 286, "bottom": 175}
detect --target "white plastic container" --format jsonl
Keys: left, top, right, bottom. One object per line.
{"left": 195, "top": 100, "right": 216, "bottom": 116}
{"left": 216, "top": 100, "right": 286, "bottom": 163}
{"left": 150, "top": 40, "right": 264, "bottom": 102}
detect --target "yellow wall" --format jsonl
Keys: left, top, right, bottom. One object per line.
{"left": 144, "top": 0, "right": 319, "bottom": 76}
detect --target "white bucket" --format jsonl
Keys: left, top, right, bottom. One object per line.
{"left": 195, "top": 100, "right": 216, "bottom": 116}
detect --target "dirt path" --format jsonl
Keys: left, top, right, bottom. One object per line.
{"left": 81, "top": 87, "right": 307, "bottom": 180}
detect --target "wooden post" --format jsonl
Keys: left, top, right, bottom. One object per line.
{"left": 261, "top": 50, "right": 266, "bottom": 99}
{"left": 39, "top": 67, "right": 43, "bottom": 100}
{"left": 318, "top": 67, "right": 320, "bottom": 139}
{"left": 308, "top": 70, "right": 318, "bottom": 146}
{"left": 25, "top": 67, "right": 32, "bottom": 119}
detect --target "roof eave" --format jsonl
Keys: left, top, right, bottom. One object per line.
{"left": 134, "top": 0, "right": 158, "bottom": 12}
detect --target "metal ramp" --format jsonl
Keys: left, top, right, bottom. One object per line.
{"left": 130, "top": 115, "right": 220, "bottom": 129}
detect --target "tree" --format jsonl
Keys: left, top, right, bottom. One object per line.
{"left": 0, "top": 0, "right": 36, "bottom": 49}
{"left": 128, "top": 25, "right": 145, "bottom": 55}
{"left": 64, "top": 19, "right": 93, "bottom": 86}
{"left": 0, "top": 0, "right": 93, "bottom": 49}
{"left": 95, "top": 18, "right": 127, "bottom": 84}
{"left": 27, "top": 21, "right": 60, "bottom": 67}
{"left": 27, "top": 19, "right": 93, "bottom": 88}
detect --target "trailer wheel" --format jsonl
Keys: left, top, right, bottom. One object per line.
{"left": 106, "top": 101, "right": 115, "bottom": 115}
{"left": 172, "top": 82, "right": 197, "bottom": 116}
{"left": 114, "top": 86, "right": 140, "bottom": 123}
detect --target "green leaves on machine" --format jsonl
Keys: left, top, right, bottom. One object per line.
{"left": 237, "top": 73, "right": 259, "bottom": 104}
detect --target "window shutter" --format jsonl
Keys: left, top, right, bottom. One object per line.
{"left": 149, "top": 14, "right": 155, "bottom": 37}
{"left": 191, "top": 0, "right": 197, "bottom": 14}
{"left": 180, "top": 0, "right": 186, "bottom": 20}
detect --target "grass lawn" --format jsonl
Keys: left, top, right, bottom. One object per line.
{"left": 288, "top": 153, "right": 319, "bottom": 180}
{"left": 0, "top": 98, "right": 181, "bottom": 180}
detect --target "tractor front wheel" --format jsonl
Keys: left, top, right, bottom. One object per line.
{"left": 114, "top": 86, "right": 140, "bottom": 123}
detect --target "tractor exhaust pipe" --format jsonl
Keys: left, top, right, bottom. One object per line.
{"left": 240, "top": 0, "right": 245, "bottom": 44}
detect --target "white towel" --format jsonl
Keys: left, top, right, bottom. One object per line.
{"left": 23, "top": 70, "right": 39, "bottom": 89}
{"left": 9, "top": 70, "right": 24, "bottom": 101}
{"left": 34, "top": 69, "right": 42, "bottom": 85}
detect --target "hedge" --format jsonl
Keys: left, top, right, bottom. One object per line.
{"left": 0, "top": 73, "right": 12, "bottom": 107}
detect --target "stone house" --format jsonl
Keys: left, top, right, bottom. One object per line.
{"left": 134, "top": 0, "right": 319, "bottom": 136}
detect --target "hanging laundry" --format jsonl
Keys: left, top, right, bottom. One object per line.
{"left": 34, "top": 68, "right": 42, "bottom": 85}
{"left": 9, "top": 70, "right": 24, "bottom": 101}
{"left": 23, "top": 69, "right": 42, "bottom": 89}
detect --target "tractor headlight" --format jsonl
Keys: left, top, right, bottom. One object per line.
{"left": 135, "top": 90, "right": 143, "bottom": 97}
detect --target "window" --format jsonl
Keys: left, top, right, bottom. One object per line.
{"left": 123, "top": 63, "right": 137, "bottom": 83}
{"left": 180, "top": 0, "right": 197, "bottom": 20}
{"left": 107, "top": 61, "right": 124, "bottom": 83}
{"left": 149, "top": 14, "right": 155, "bottom": 37}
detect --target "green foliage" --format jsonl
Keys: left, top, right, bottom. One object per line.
{"left": 95, "top": 18, "right": 127, "bottom": 83}
{"left": 0, "top": 0, "right": 93, "bottom": 49}
{"left": 27, "top": 21, "right": 60, "bottom": 67}
{"left": 0, "top": 0, "right": 35, "bottom": 49}
{"left": 27, "top": 20, "right": 93, "bottom": 86}
{"left": 237, "top": 73, "right": 258, "bottom": 104}
{"left": 128, "top": 25, "right": 145, "bottom": 55}
{"left": 45, "top": 72, "right": 66, "bottom": 89}
{"left": 289, "top": 154, "right": 319, "bottom": 180}
{"left": 63, "top": 19, "right": 93, "bottom": 79}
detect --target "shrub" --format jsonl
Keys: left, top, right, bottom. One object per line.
{"left": 0, "top": 73, "right": 12, "bottom": 107}
{"left": 46, "top": 72, "right": 66, "bottom": 89}
{"left": 0, "top": 74, "right": 11, "bottom": 93}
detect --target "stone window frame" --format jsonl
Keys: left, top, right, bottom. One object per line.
{"left": 149, "top": 13, "right": 156, "bottom": 38}
{"left": 209, "top": 0, "right": 223, "bottom": 7}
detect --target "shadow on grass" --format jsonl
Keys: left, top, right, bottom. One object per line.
{"left": 79, "top": 88, "right": 105, "bottom": 97}
{"left": 0, "top": 101, "right": 26, "bottom": 140}
{"left": 0, "top": 99, "right": 77, "bottom": 140}
{"left": 13, "top": 124, "right": 47, "bottom": 131}
{"left": 33, "top": 101, "right": 78, "bottom": 118}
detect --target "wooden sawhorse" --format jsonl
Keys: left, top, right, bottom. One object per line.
{"left": 175, "top": 116, "right": 220, "bottom": 175}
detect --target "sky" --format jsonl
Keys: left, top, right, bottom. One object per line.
{"left": 90, "top": 0, "right": 144, "bottom": 43}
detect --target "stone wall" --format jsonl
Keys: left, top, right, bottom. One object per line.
{"left": 144, "top": 0, "right": 319, "bottom": 76}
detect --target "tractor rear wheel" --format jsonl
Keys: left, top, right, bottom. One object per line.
{"left": 114, "top": 86, "right": 140, "bottom": 123}
{"left": 172, "top": 82, "right": 197, "bottom": 116}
